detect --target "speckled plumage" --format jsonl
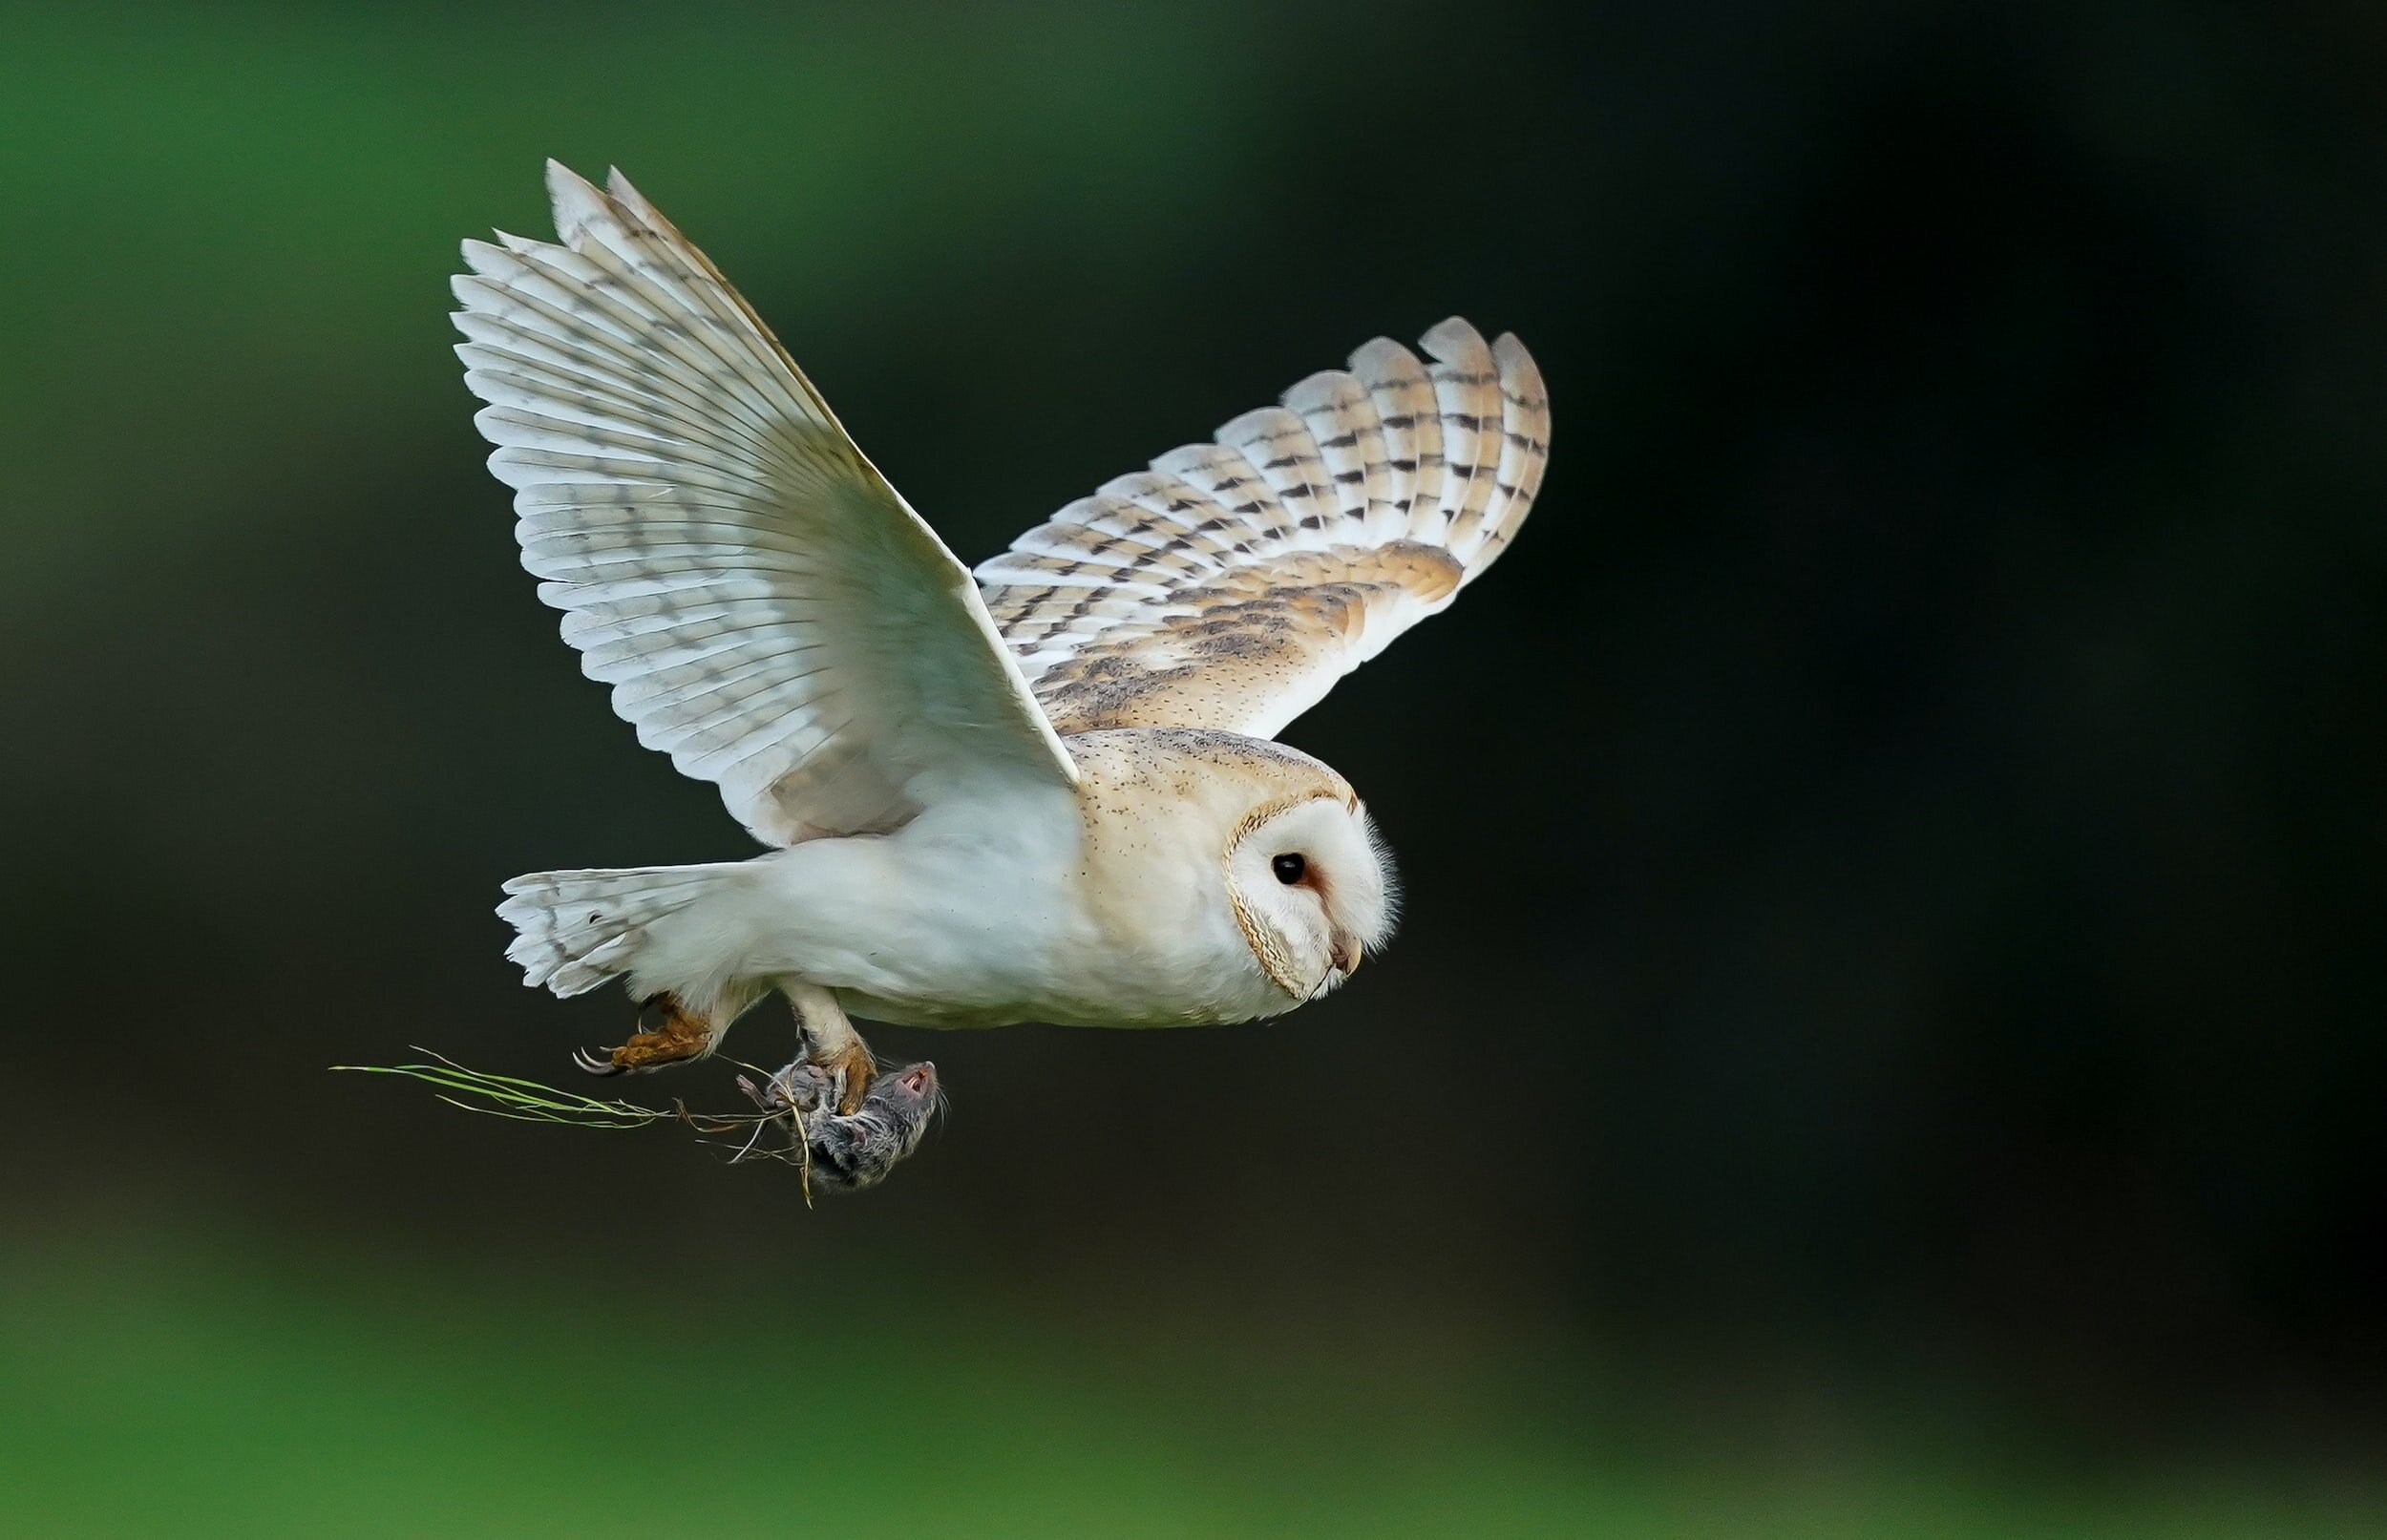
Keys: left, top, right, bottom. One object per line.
{"left": 456, "top": 163, "right": 1549, "bottom": 1092}
{"left": 978, "top": 319, "right": 1549, "bottom": 738}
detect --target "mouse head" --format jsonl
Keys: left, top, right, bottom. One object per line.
{"left": 754, "top": 1060, "right": 940, "bottom": 1192}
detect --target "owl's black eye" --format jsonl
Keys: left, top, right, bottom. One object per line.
{"left": 1273, "top": 854, "right": 1307, "bottom": 885}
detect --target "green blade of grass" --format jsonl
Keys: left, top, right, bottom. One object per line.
{"left": 335, "top": 1048, "right": 815, "bottom": 1201}
{"left": 333, "top": 1052, "right": 671, "bottom": 1129}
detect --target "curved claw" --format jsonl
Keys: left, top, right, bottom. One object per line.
{"left": 572, "top": 1046, "right": 623, "bottom": 1078}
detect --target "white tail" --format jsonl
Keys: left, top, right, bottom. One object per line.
{"left": 497, "top": 865, "right": 738, "bottom": 998}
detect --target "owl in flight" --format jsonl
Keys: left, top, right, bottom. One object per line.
{"left": 454, "top": 162, "right": 1550, "bottom": 1120}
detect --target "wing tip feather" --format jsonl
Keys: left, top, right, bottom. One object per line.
{"left": 1419, "top": 315, "right": 1493, "bottom": 367}
{"left": 544, "top": 158, "right": 611, "bottom": 246}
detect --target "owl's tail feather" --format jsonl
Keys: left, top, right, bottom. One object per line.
{"left": 497, "top": 864, "right": 743, "bottom": 999}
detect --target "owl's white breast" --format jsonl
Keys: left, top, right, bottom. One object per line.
{"left": 727, "top": 737, "right": 1302, "bottom": 1030}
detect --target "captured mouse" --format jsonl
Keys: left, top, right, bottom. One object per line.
{"left": 738, "top": 1060, "right": 939, "bottom": 1192}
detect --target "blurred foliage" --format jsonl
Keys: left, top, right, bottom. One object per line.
{"left": 2, "top": 1, "right": 2383, "bottom": 1532}
{"left": 3, "top": 1238, "right": 2377, "bottom": 1539}
{"left": 0, "top": 4, "right": 1261, "bottom": 571}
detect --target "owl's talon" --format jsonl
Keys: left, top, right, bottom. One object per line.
{"left": 800, "top": 1039, "right": 879, "bottom": 1115}
{"left": 572, "top": 997, "right": 716, "bottom": 1077}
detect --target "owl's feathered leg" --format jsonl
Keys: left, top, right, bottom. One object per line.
{"left": 782, "top": 980, "right": 877, "bottom": 1115}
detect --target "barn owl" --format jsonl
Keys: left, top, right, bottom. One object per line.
{"left": 454, "top": 162, "right": 1549, "bottom": 1121}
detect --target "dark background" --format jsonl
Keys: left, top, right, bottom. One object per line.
{"left": 3, "top": 3, "right": 2380, "bottom": 1534}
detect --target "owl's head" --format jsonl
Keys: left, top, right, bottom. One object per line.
{"left": 1067, "top": 728, "right": 1404, "bottom": 1008}
{"left": 1224, "top": 788, "right": 1398, "bottom": 1002}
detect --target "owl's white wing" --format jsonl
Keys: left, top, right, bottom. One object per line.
{"left": 975, "top": 320, "right": 1549, "bottom": 738}
{"left": 454, "top": 162, "right": 1076, "bottom": 846}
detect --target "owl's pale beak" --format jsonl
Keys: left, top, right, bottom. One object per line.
{"left": 1329, "top": 935, "right": 1363, "bottom": 979}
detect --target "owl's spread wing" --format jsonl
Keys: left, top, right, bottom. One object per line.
{"left": 974, "top": 320, "right": 1549, "bottom": 738}
{"left": 454, "top": 162, "right": 1076, "bottom": 846}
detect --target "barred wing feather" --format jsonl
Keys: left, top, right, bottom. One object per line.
{"left": 977, "top": 319, "right": 1550, "bottom": 738}
{"left": 454, "top": 161, "right": 1075, "bottom": 847}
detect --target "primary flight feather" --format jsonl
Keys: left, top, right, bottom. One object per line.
{"left": 455, "top": 161, "right": 1550, "bottom": 1127}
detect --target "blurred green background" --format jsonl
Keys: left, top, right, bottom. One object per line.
{"left": 3, "top": 2, "right": 2382, "bottom": 1535}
